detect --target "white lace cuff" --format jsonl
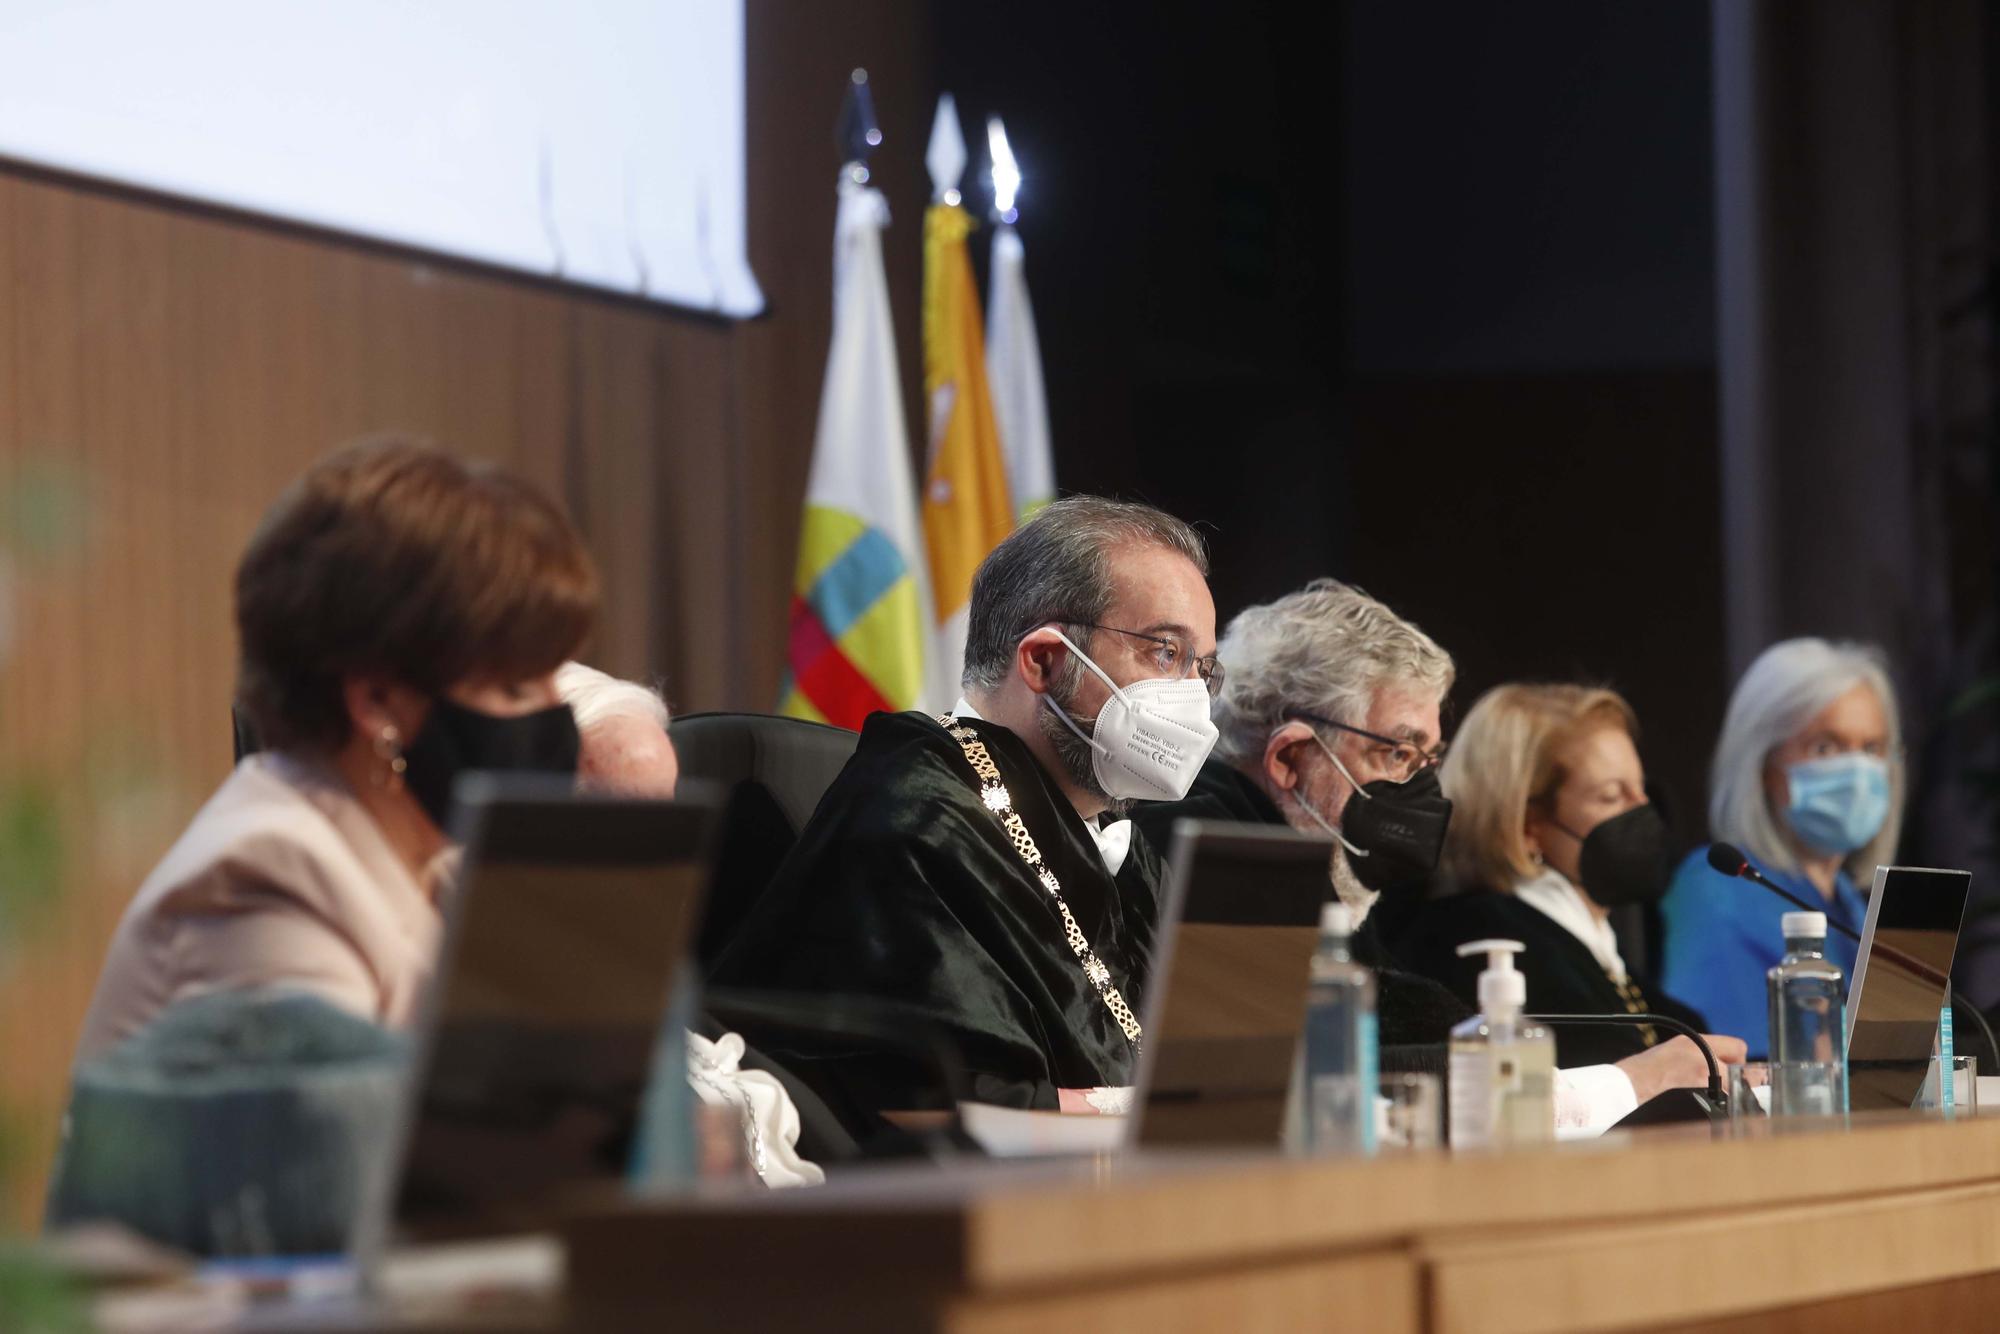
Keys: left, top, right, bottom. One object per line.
{"left": 1082, "top": 1085, "right": 1135, "bottom": 1115}
{"left": 1554, "top": 1063, "right": 1638, "bottom": 1137}
{"left": 686, "top": 1031, "right": 826, "bottom": 1187}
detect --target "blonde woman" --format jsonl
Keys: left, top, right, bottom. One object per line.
{"left": 1660, "top": 639, "right": 1902, "bottom": 1057}
{"left": 1397, "top": 684, "right": 1717, "bottom": 1068}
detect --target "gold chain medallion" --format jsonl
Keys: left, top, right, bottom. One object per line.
{"left": 938, "top": 716, "right": 1142, "bottom": 1050}
{"left": 1615, "top": 975, "right": 1659, "bottom": 1047}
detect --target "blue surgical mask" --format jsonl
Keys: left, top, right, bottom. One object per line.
{"left": 1784, "top": 752, "right": 1890, "bottom": 854}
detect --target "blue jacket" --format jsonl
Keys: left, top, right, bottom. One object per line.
{"left": 1660, "top": 844, "right": 1864, "bottom": 1059}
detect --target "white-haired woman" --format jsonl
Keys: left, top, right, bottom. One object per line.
{"left": 1660, "top": 638, "right": 1904, "bottom": 1058}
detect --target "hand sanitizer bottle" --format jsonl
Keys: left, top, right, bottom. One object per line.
{"left": 1301, "top": 901, "right": 1378, "bottom": 1155}
{"left": 1448, "top": 939, "right": 1555, "bottom": 1149}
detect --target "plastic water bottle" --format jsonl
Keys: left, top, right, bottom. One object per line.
{"left": 629, "top": 971, "right": 697, "bottom": 1185}
{"left": 1302, "top": 901, "right": 1378, "bottom": 1155}
{"left": 1767, "top": 911, "right": 1847, "bottom": 1117}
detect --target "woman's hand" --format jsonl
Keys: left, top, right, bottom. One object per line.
{"left": 1615, "top": 1034, "right": 1749, "bottom": 1105}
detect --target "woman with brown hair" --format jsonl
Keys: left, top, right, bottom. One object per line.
{"left": 1396, "top": 683, "right": 1724, "bottom": 1068}
{"left": 72, "top": 437, "right": 599, "bottom": 1063}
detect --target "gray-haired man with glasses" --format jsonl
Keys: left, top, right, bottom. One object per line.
{"left": 1133, "top": 579, "right": 1462, "bottom": 1043}
{"left": 1141, "top": 579, "right": 1456, "bottom": 923}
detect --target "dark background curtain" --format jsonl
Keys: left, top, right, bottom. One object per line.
{"left": 1714, "top": 0, "right": 2000, "bottom": 1005}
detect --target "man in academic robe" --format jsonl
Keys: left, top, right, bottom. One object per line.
{"left": 712, "top": 497, "right": 1220, "bottom": 1127}
{"left": 1132, "top": 579, "right": 1739, "bottom": 1131}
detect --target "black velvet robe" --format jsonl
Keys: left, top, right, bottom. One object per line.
{"left": 1394, "top": 889, "right": 1709, "bottom": 1067}
{"left": 1129, "top": 759, "right": 1471, "bottom": 1071}
{"left": 708, "top": 710, "right": 1161, "bottom": 1126}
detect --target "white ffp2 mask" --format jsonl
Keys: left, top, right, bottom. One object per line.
{"left": 1041, "top": 628, "right": 1219, "bottom": 802}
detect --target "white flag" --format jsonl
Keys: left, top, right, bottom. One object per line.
{"left": 986, "top": 224, "right": 1055, "bottom": 521}
{"left": 779, "top": 177, "right": 934, "bottom": 727}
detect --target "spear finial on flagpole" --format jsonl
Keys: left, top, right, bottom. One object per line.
{"left": 927, "top": 93, "right": 967, "bottom": 207}
{"left": 986, "top": 116, "right": 1021, "bottom": 225}
{"left": 836, "top": 68, "right": 882, "bottom": 183}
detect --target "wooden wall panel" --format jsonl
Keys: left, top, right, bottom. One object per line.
{"left": 0, "top": 168, "right": 758, "bottom": 1224}
{"left": 0, "top": 0, "right": 935, "bottom": 1230}
{"left": 0, "top": 183, "right": 732, "bottom": 1226}
{"left": 650, "top": 324, "right": 741, "bottom": 711}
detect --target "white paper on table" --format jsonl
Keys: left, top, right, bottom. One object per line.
{"left": 958, "top": 1102, "right": 1130, "bottom": 1157}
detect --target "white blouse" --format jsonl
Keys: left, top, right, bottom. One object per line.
{"left": 1513, "top": 865, "right": 1630, "bottom": 980}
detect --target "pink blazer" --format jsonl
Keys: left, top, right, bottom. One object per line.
{"left": 73, "top": 753, "right": 448, "bottom": 1065}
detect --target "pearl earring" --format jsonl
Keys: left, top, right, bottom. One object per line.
{"left": 372, "top": 724, "right": 408, "bottom": 792}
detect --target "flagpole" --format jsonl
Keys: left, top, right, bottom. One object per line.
{"left": 984, "top": 115, "right": 1056, "bottom": 522}
{"left": 834, "top": 67, "right": 882, "bottom": 184}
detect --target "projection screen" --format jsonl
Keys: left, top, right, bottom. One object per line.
{"left": 0, "top": 0, "right": 762, "bottom": 316}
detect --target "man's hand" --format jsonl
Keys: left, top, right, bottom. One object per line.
{"left": 1056, "top": 1086, "right": 1135, "bottom": 1114}
{"left": 1614, "top": 1034, "right": 1750, "bottom": 1106}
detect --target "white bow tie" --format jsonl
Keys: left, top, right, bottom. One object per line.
{"left": 1088, "top": 819, "right": 1133, "bottom": 877}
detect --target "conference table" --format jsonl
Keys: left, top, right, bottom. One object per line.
{"left": 549, "top": 1108, "right": 2000, "bottom": 1332}
{"left": 116, "top": 1107, "right": 2000, "bottom": 1331}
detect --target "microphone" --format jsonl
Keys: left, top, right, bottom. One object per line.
{"left": 1706, "top": 842, "right": 2000, "bottom": 1071}
{"left": 1707, "top": 842, "right": 1944, "bottom": 979}
{"left": 1527, "top": 1012, "right": 1727, "bottom": 1120}
{"left": 1705, "top": 842, "right": 1829, "bottom": 914}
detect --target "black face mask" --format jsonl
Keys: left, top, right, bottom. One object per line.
{"left": 402, "top": 697, "right": 581, "bottom": 831}
{"left": 1569, "top": 803, "right": 1674, "bottom": 907}
{"left": 1341, "top": 765, "right": 1453, "bottom": 894}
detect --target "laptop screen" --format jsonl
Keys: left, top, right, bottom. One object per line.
{"left": 1846, "top": 865, "right": 1974, "bottom": 1110}
{"left": 1132, "top": 819, "right": 1334, "bottom": 1149}
{"left": 362, "top": 775, "right": 717, "bottom": 1251}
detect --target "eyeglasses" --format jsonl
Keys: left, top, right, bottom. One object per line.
{"left": 1289, "top": 710, "right": 1446, "bottom": 782}
{"left": 1793, "top": 732, "right": 1901, "bottom": 763}
{"left": 1079, "top": 622, "right": 1225, "bottom": 698}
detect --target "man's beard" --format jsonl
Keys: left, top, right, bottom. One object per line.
{"left": 1036, "top": 667, "right": 1133, "bottom": 817}
{"left": 1285, "top": 780, "right": 1379, "bottom": 924}
{"left": 1329, "top": 843, "right": 1381, "bottom": 925}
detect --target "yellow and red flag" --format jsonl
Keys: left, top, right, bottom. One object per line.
{"left": 921, "top": 95, "right": 1013, "bottom": 705}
